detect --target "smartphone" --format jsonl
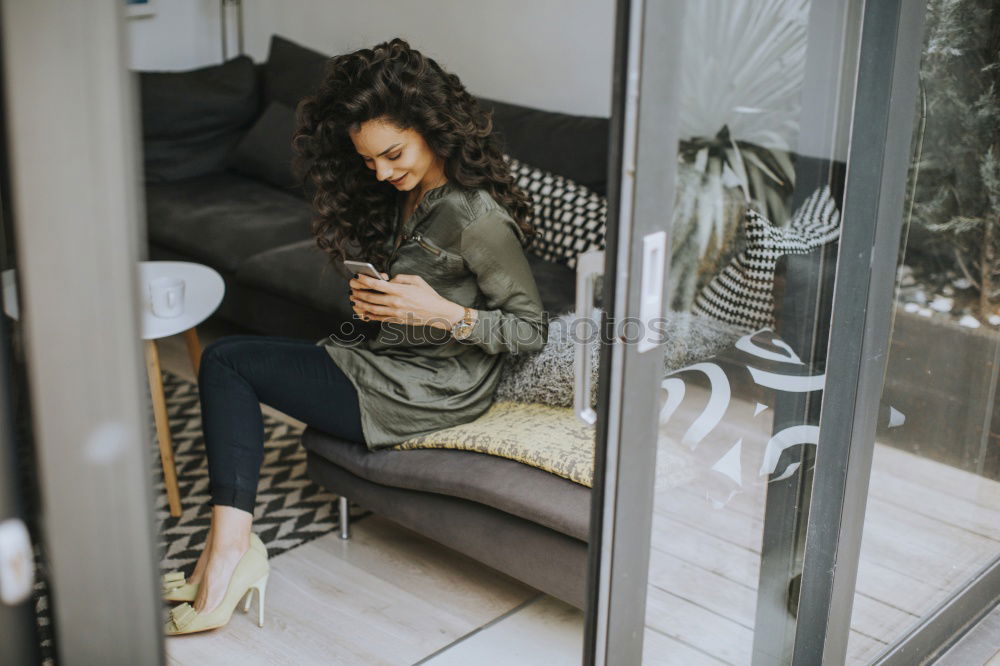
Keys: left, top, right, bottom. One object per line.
{"left": 343, "top": 260, "right": 385, "bottom": 281}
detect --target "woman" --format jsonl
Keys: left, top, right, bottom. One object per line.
{"left": 163, "top": 38, "right": 548, "bottom": 636}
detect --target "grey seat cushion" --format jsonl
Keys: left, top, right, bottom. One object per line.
{"left": 145, "top": 171, "right": 312, "bottom": 273}
{"left": 235, "top": 238, "right": 354, "bottom": 324}
{"left": 526, "top": 253, "right": 576, "bottom": 317}
{"left": 301, "top": 428, "right": 591, "bottom": 541}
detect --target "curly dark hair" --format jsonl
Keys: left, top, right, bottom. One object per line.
{"left": 292, "top": 38, "right": 534, "bottom": 275}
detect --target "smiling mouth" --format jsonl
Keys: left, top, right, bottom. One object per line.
{"left": 389, "top": 174, "right": 407, "bottom": 185}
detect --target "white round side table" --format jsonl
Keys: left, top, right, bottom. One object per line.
{"left": 139, "top": 261, "right": 225, "bottom": 517}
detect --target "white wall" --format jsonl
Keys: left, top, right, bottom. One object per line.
{"left": 125, "top": 0, "right": 222, "bottom": 71}
{"left": 242, "top": 0, "right": 615, "bottom": 116}
{"left": 126, "top": 0, "right": 616, "bottom": 117}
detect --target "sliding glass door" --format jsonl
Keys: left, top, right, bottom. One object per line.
{"left": 847, "top": 0, "right": 1000, "bottom": 660}
{"left": 585, "top": 0, "right": 870, "bottom": 659}
{"left": 582, "top": 0, "right": 995, "bottom": 663}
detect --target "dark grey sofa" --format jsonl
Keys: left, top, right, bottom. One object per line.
{"left": 141, "top": 35, "right": 841, "bottom": 610}
{"left": 140, "top": 35, "right": 606, "bottom": 607}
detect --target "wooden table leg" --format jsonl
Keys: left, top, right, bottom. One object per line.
{"left": 144, "top": 339, "right": 182, "bottom": 517}
{"left": 183, "top": 327, "right": 202, "bottom": 377}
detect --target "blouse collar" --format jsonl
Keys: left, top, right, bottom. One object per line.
{"left": 396, "top": 180, "right": 458, "bottom": 232}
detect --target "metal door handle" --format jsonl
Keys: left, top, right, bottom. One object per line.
{"left": 574, "top": 250, "right": 605, "bottom": 424}
{"left": 638, "top": 231, "right": 667, "bottom": 353}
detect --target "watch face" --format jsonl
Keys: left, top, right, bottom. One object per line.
{"left": 451, "top": 308, "right": 473, "bottom": 339}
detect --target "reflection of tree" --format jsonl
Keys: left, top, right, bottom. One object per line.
{"left": 678, "top": 0, "right": 809, "bottom": 153}
{"left": 911, "top": 0, "right": 1000, "bottom": 318}
{"left": 670, "top": 0, "right": 807, "bottom": 311}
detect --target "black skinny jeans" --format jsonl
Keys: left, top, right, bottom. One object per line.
{"left": 198, "top": 334, "right": 366, "bottom": 513}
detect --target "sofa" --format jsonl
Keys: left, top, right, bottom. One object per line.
{"left": 140, "top": 35, "right": 611, "bottom": 607}
{"left": 139, "top": 35, "right": 841, "bottom": 610}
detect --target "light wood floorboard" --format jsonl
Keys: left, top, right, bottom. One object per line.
{"left": 419, "top": 596, "right": 583, "bottom": 666}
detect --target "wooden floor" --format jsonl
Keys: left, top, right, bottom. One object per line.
{"left": 155, "top": 316, "right": 998, "bottom": 664}
{"left": 643, "top": 386, "right": 1000, "bottom": 665}
{"left": 155, "top": 317, "right": 550, "bottom": 665}
{"left": 165, "top": 517, "right": 541, "bottom": 665}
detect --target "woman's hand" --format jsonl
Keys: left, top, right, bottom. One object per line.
{"left": 349, "top": 273, "right": 466, "bottom": 330}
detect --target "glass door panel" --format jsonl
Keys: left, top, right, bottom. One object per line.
{"left": 636, "top": 1, "right": 862, "bottom": 663}
{"left": 847, "top": 0, "right": 1000, "bottom": 660}
{"left": 594, "top": 0, "right": 962, "bottom": 662}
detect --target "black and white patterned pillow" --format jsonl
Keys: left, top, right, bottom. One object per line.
{"left": 692, "top": 186, "right": 840, "bottom": 330}
{"left": 506, "top": 156, "right": 607, "bottom": 270}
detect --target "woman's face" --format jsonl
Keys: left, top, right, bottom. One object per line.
{"left": 349, "top": 118, "right": 445, "bottom": 193}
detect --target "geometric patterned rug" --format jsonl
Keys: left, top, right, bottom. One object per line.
{"left": 154, "top": 368, "right": 369, "bottom": 576}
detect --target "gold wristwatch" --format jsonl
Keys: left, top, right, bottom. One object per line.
{"left": 450, "top": 307, "right": 476, "bottom": 340}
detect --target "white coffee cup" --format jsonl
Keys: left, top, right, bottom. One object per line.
{"left": 149, "top": 277, "right": 185, "bottom": 318}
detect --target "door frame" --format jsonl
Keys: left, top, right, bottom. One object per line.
{"left": 0, "top": 5, "right": 42, "bottom": 661}
{"left": 0, "top": 0, "right": 164, "bottom": 662}
{"left": 792, "top": 0, "right": 927, "bottom": 662}
{"left": 751, "top": 0, "right": 863, "bottom": 662}
{"left": 583, "top": 0, "right": 687, "bottom": 663}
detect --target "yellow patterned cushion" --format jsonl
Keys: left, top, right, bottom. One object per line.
{"left": 394, "top": 401, "right": 596, "bottom": 486}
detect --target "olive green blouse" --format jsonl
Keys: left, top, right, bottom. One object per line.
{"left": 314, "top": 181, "right": 548, "bottom": 449}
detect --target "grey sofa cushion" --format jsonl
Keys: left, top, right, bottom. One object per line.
{"left": 526, "top": 253, "right": 576, "bottom": 317}
{"left": 235, "top": 238, "right": 356, "bottom": 324}
{"left": 145, "top": 172, "right": 312, "bottom": 273}
{"left": 229, "top": 100, "right": 300, "bottom": 193}
{"left": 300, "top": 429, "right": 591, "bottom": 541}
{"left": 139, "top": 55, "right": 259, "bottom": 182}
{"left": 263, "top": 35, "right": 329, "bottom": 109}
{"left": 478, "top": 97, "right": 610, "bottom": 196}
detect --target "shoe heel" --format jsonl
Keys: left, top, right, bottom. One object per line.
{"left": 250, "top": 573, "right": 268, "bottom": 628}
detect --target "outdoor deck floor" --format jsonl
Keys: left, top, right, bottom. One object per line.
{"left": 643, "top": 390, "right": 1000, "bottom": 665}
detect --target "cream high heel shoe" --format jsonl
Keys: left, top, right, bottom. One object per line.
{"left": 165, "top": 544, "right": 270, "bottom": 635}
{"left": 162, "top": 532, "right": 267, "bottom": 603}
